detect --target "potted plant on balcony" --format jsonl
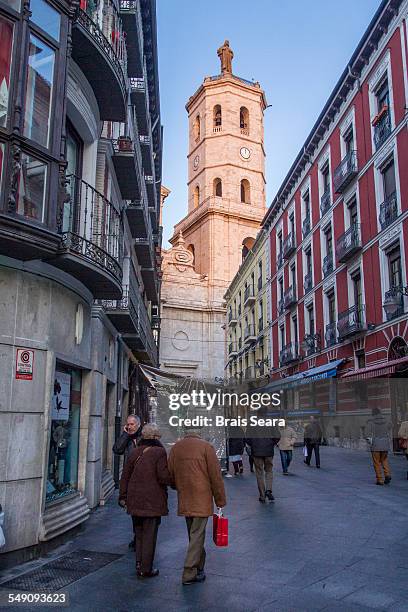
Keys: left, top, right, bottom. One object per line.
{"left": 372, "top": 104, "right": 389, "bottom": 126}
{"left": 117, "top": 135, "right": 133, "bottom": 152}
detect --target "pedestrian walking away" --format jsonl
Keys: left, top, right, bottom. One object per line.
{"left": 113, "top": 414, "right": 142, "bottom": 549}
{"left": 246, "top": 421, "right": 280, "bottom": 503}
{"left": 278, "top": 424, "right": 297, "bottom": 474}
{"left": 168, "top": 430, "right": 226, "bottom": 585}
{"left": 367, "top": 407, "right": 392, "bottom": 485}
{"left": 397, "top": 418, "right": 408, "bottom": 480}
{"left": 303, "top": 416, "right": 322, "bottom": 468}
{"left": 227, "top": 425, "right": 245, "bottom": 475}
{"left": 119, "top": 424, "right": 173, "bottom": 578}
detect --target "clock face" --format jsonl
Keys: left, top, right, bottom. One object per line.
{"left": 193, "top": 155, "right": 200, "bottom": 170}
{"left": 240, "top": 147, "right": 251, "bottom": 160}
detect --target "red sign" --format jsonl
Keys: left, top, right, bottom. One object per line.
{"left": 16, "top": 349, "right": 34, "bottom": 380}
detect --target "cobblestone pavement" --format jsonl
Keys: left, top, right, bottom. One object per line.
{"left": 1, "top": 447, "right": 408, "bottom": 612}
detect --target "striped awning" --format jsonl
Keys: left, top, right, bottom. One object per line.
{"left": 341, "top": 356, "right": 408, "bottom": 381}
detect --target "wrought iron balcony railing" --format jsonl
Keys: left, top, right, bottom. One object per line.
{"left": 320, "top": 188, "right": 331, "bottom": 216}
{"left": 323, "top": 253, "right": 334, "bottom": 277}
{"left": 228, "top": 310, "right": 238, "bottom": 324}
{"left": 325, "top": 321, "right": 337, "bottom": 347}
{"left": 303, "top": 333, "right": 319, "bottom": 356}
{"left": 337, "top": 305, "right": 366, "bottom": 339}
{"left": 374, "top": 110, "right": 391, "bottom": 150}
{"left": 282, "top": 232, "right": 296, "bottom": 259}
{"left": 59, "top": 175, "right": 122, "bottom": 284}
{"left": 336, "top": 223, "right": 361, "bottom": 263}
{"left": 333, "top": 150, "right": 358, "bottom": 193}
{"left": 244, "top": 324, "right": 257, "bottom": 343}
{"left": 303, "top": 272, "right": 313, "bottom": 294}
{"left": 302, "top": 216, "right": 311, "bottom": 238}
{"left": 279, "top": 341, "right": 299, "bottom": 366}
{"left": 283, "top": 285, "right": 297, "bottom": 309}
{"left": 383, "top": 287, "right": 404, "bottom": 321}
{"left": 379, "top": 191, "right": 398, "bottom": 230}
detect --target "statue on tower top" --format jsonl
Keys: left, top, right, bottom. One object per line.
{"left": 217, "top": 40, "right": 234, "bottom": 74}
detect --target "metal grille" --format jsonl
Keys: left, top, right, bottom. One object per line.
{"left": 0, "top": 550, "right": 122, "bottom": 592}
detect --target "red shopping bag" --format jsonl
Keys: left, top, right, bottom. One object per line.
{"left": 213, "top": 509, "right": 228, "bottom": 547}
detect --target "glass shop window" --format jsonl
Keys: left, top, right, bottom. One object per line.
{"left": 24, "top": 34, "right": 55, "bottom": 148}
{"left": 30, "top": 0, "right": 61, "bottom": 41}
{"left": 0, "top": 16, "right": 14, "bottom": 129}
{"left": 15, "top": 153, "right": 47, "bottom": 222}
{"left": 46, "top": 368, "right": 82, "bottom": 503}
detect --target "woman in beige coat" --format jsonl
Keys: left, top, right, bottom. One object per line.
{"left": 397, "top": 419, "right": 408, "bottom": 480}
{"left": 278, "top": 425, "right": 297, "bottom": 474}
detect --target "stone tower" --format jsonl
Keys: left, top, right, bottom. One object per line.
{"left": 160, "top": 43, "right": 267, "bottom": 380}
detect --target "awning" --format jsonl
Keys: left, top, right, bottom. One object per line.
{"left": 340, "top": 356, "right": 408, "bottom": 382}
{"left": 299, "top": 359, "right": 344, "bottom": 383}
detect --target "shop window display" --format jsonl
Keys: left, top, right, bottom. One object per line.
{"left": 46, "top": 369, "right": 81, "bottom": 503}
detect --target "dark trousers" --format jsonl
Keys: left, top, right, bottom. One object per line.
{"left": 232, "top": 459, "right": 243, "bottom": 474}
{"left": 248, "top": 454, "right": 254, "bottom": 471}
{"left": 183, "top": 517, "right": 208, "bottom": 582}
{"left": 280, "top": 450, "right": 293, "bottom": 472}
{"left": 306, "top": 443, "right": 320, "bottom": 467}
{"left": 132, "top": 516, "right": 161, "bottom": 573}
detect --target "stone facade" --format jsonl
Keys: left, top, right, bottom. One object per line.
{"left": 160, "top": 47, "right": 267, "bottom": 381}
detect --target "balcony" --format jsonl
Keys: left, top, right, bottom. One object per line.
{"left": 333, "top": 150, "right": 358, "bottom": 193}
{"left": 277, "top": 251, "right": 283, "bottom": 270}
{"left": 125, "top": 199, "right": 149, "bottom": 239}
{"left": 283, "top": 285, "right": 297, "bottom": 310}
{"left": 244, "top": 366, "right": 256, "bottom": 380}
{"left": 111, "top": 137, "right": 142, "bottom": 200}
{"left": 228, "top": 310, "right": 238, "bottom": 326}
{"left": 323, "top": 254, "right": 334, "bottom": 277}
{"left": 244, "top": 324, "right": 257, "bottom": 344}
{"left": 302, "top": 334, "right": 319, "bottom": 357}
{"left": 54, "top": 175, "right": 122, "bottom": 299}
{"left": 279, "top": 341, "right": 299, "bottom": 366}
{"left": 119, "top": 0, "right": 144, "bottom": 77}
{"left": 337, "top": 305, "right": 366, "bottom": 340}
{"left": 303, "top": 272, "right": 313, "bottom": 295}
{"left": 101, "top": 283, "right": 139, "bottom": 339}
{"left": 379, "top": 192, "right": 398, "bottom": 230}
{"left": 282, "top": 232, "right": 296, "bottom": 259}
{"left": 325, "top": 321, "right": 337, "bottom": 347}
{"left": 244, "top": 286, "right": 255, "bottom": 307}
{"left": 302, "top": 216, "right": 311, "bottom": 238}
{"left": 72, "top": 2, "right": 127, "bottom": 122}
{"left": 373, "top": 109, "right": 391, "bottom": 150}
{"left": 336, "top": 223, "right": 361, "bottom": 263}
{"left": 140, "top": 265, "right": 158, "bottom": 303}
{"left": 130, "top": 73, "right": 150, "bottom": 135}
{"left": 383, "top": 287, "right": 404, "bottom": 321}
{"left": 320, "top": 189, "right": 331, "bottom": 216}
{"left": 278, "top": 298, "right": 284, "bottom": 316}
{"left": 229, "top": 342, "right": 238, "bottom": 357}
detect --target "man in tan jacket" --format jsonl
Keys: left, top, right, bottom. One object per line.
{"left": 168, "top": 431, "right": 227, "bottom": 585}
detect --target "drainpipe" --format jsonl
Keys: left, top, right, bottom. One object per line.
{"left": 113, "top": 335, "right": 123, "bottom": 488}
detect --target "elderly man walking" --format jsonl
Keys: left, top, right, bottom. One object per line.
{"left": 168, "top": 430, "right": 226, "bottom": 585}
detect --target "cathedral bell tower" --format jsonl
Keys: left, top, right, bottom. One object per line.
{"left": 171, "top": 41, "right": 267, "bottom": 307}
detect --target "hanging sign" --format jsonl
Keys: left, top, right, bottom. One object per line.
{"left": 15, "top": 349, "right": 34, "bottom": 380}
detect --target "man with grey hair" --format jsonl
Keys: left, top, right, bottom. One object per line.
{"left": 113, "top": 413, "right": 142, "bottom": 549}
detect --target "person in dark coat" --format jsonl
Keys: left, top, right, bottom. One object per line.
{"left": 228, "top": 426, "right": 245, "bottom": 475}
{"left": 119, "top": 424, "right": 173, "bottom": 578}
{"left": 113, "top": 414, "right": 142, "bottom": 550}
{"left": 246, "top": 423, "right": 280, "bottom": 503}
{"left": 303, "top": 416, "right": 323, "bottom": 468}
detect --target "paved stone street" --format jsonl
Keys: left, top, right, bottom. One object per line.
{"left": 1, "top": 447, "right": 408, "bottom": 612}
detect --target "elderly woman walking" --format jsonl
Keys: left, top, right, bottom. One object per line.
{"left": 119, "top": 424, "right": 173, "bottom": 578}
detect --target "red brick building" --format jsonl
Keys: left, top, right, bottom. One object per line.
{"left": 263, "top": 0, "right": 408, "bottom": 440}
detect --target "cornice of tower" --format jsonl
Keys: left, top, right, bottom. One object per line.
{"left": 186, "top": 73, "right": 267, "bottom": 113}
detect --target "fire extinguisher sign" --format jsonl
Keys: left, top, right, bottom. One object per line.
{"left": 16, "top": 349, "right": 34, "bottom": 380}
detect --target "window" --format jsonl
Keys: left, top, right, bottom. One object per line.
{"left": 30, "top": 0, "right": 61, "bottom": 41}
{"left": 376, "top": 78, "right": 389, "bottom": 112}
{"left": 352, "top": 270, "right": 363, "bottom": 314}
{"left": 240, "top": 179, "right": 250, "bottom": 203}
{"left": 15, "top": 153, "right": 47, "bottom": 222}
{"left": 307, "top": 304, "right": 315, "bottom": 335}
{"left": 279, "top": 277, "right": 284, "bottom": 301}
{"left": 344, "top": 126, "right": 354, "bottom": 154}
{"left": 193, "top": 114, "right": 200, "bottom": 141}
{"left": 381, "top": 157, "right": 396, "bottom": 200}
{"left": 322, "top": 163, "right": 330, "bottom": 194}
{"left": 24, "top": 34, "right": 55, "bottom": 147}
{"left": 348, "top": 197, "right": 358, "bottom": 226}
{"left": 214, "top": 177, "right": 222, "bottom": 197}
{"left": 279, "top": 325, "right": 285, "bottom": 348}
{"left": 289, "top": 212, "right": 295, "bottom": 236}
{"left": 305, "top": 248, "right": 312, "bottom": 275}
{"left": 325, "top": 227, "right": 333, "bottom": 258}
{"left": 388, "top": 245, "right": 402, "bottom": 289}
{"left": 277, "top": 230, "right": 283, "bottom": 255}
{"left": 193, "top": 185, "right": 200, "bottom": 208}
{"left": 64, "top": 122, "right": 83, "bottom": 232}
{"left": 328, "top": 290, "right": 336, "bottom": 323}
{"left": 303, "top": 190, "right": 310, "bottom": 219}
{"left": 290, "top": 263, "right": 296, "bottom": 289}
{"left": 258, "top": 260, "right": 263, "bottom": 289}
{"left": 292, "top": 315, "right": 298, "bottom": 343}
{"left": 46, "top": 368, "right": 82, "bottom": 503}
{"left": 258, "top": 299, "right": 263, "bottom": 330}
{"left": 240, "top": 106, "right": 249, "bottom": 132}
{"left": 356, "top": 350, "right": 366, "bottom": 369}
{"left": 251, "top": 271, "right": 255, "bottom": 292}
{"left": 0, "top": 16, "right": 14, "bottom": 129}
{"left": 213, "top": 104, "right": 222, "bottom": 128}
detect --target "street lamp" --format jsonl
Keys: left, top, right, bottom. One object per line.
{"left": 383, "top": 286, "right": 408, "bottom": 320}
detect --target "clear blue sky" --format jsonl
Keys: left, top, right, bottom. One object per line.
{"left": 157, "top": 0, "right": 380, "bottom": 246}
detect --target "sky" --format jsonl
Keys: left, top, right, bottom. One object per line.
{"left": 156, "top": 0, "right": 381, "bottom": 246}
